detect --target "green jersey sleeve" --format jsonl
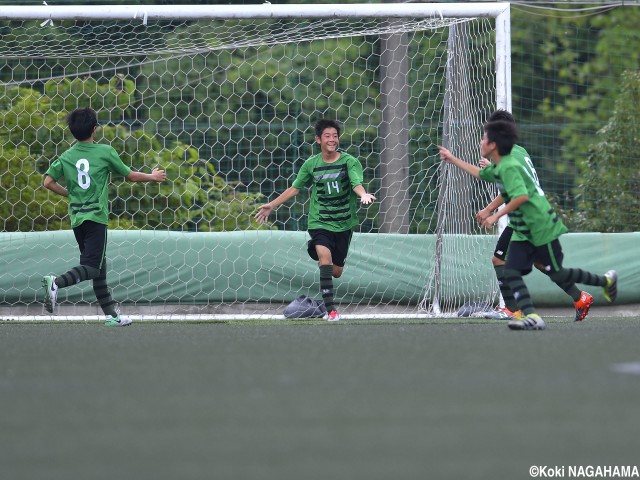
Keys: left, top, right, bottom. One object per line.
{"left": 108, "top": 146, "right": 132, "bottom": 177}
{"left": 478, "top": 164, "right": 498, "bottom": 183}
{"left": 291, "top": 158, "right": 314, "bottom": 190}
{"left": 45, "top": 158, "right": 64, "bottom": 181}
{"left": 345, "top": 154, "right": 364, "bottom": 189}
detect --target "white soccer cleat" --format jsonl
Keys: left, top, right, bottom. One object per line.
{"left": 104, "top": 315, "right": 132, "bottom": 327}
{"left": 603, "top": 270, "right": 618, "bottom": 304}
{"left": 42, "top": 275, "right": 58, "bottom": 313}
{"left": 484, "top": 306, "right": 523, "bottom": 320}
{"left": 508, "top": 313, "right": 546, "bottom": 331}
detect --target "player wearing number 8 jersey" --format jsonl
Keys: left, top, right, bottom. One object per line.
{"left": 41, "top": 107, "right": 166, "bottom": 326}
{"left": 48, "top": 142, "right": 131, "bottom": 228}
{"left": 255, "top": 119, "right": 376, "bottom": 321}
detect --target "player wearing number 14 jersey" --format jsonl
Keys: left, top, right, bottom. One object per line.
{"left": 255, "top": 119, "right": 376, "bottom": 321}
{"left": 41, "top": 107, "right": 166, "bottom": 326}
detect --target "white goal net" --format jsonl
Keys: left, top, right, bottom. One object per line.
{"left": 0, "top": 3, "right": 510, "bottom": 320}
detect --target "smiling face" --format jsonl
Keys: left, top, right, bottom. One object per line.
{"left": 316, "top": 127, "right": 339, "bottom": 155}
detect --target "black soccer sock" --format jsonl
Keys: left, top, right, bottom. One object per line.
{"left": 494, "top": 264, "right": 519, "bottom": 311}
{"left": 503, "top": 269, "right": 536, "bottom": 315}
{"left": 54, "top": 265, "right": 101, "bottom": 288}
{"left": 549, "top": 268, "right": 607, "bottom": 291}
{"left": 92, "top": 259, "right": 118, "bottom": 318}
{"left": 319, "top": 264, "right": 335, "bottom": 313}
{"left": 545, "top": 269, "right": 581, "bottom": 302}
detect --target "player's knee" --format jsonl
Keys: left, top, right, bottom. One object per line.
{"left": 316, "top": 248, "right": 332, "bottom": 265}
{"left": 82, "top": 265, "right": 102, "bottom": 280}
{"left": 546, "top": 269, "right": 566, "bottom": 282}
{"left": 492, "top": 256, "right": 505, "bottom": 266}
{"left": 332, "top": 266, "right": 343, "bottom": 278}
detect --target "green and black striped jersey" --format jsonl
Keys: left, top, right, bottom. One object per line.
{"left": 45, "top": 142, "right": 132, "bottom": 227}
{"left": 480, "top": 147, "right": 568, "bottom": 246}
{"left": 480, "top": 143, "right": 530, "bottom": 230}
{"left": 292, "top": 151, "right": 364, "bottom": 232}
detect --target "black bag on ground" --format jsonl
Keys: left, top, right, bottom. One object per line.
{"left": 283, "top": 295, "right": 327, "bottom": 319}
{"left": 457, "top": 301, "right": 492, "bottom": 317}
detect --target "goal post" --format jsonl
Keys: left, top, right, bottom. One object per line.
{"left": 0, "top": 3, "right": 511, "bottom": 320}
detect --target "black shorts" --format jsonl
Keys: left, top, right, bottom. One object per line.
{"left": 307, "top": 229, "right": 353, "bottom": 267}
{"left": 494, "top": 226, "right": 513, "bottom": 261}
{"left": 505, "top": 238, "right": 564, "bottom": 275}
{"left": 73, "top": 220, "right": 108, "bottom": 270}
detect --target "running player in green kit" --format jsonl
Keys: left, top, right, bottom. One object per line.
{"left": 478, "top": 111, "right": 594, "bottom": 322}
{"left": 42, "top": 107, "right": 166, "bottom": 326}
{"left": 440, "top": 111, "right": 594, "bottom": 322}
{"left": 255, "top": 119, "right": 375, "bottom": 321}
{"left": 439, "top": 119, "right": 617, "bottom": 331}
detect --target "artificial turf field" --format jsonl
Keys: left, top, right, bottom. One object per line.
{"left": 2, "top": 316, "right": 640, "bottom": 480}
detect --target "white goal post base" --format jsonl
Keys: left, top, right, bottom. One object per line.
{"left": 0, "top": 314, "right": 444, "bottom": 323}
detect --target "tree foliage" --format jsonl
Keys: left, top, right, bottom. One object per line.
{"left": 564, "top": 71, "right": 640, "bottom": 232}
{"left": 0, "top": 79, "right": 264, "bottom": 232}
{"left": 510, "top": 5, "right": 640, "bottom": 232}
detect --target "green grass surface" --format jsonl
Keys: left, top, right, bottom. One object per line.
{"left": 2, "top": 317, "right": 639, "bottom": 480}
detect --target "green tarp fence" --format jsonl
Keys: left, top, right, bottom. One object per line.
{"left": 1, "top": 231, "right": 638, "bottom": 307}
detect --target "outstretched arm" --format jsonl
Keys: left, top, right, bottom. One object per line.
{"left": 353, "top": 185, "right": 376, "bottom": 205}
{"left": 43, "top": 175, "right": 68, "bottom": 197}
{"left": 127, "top": 168, "right": 166, "bottom": 183}
{"left": 255, "top": 186, "right": 300, "bottom": 224}
{"left": 438, "top": 146, "right": 481, "bottom": 179}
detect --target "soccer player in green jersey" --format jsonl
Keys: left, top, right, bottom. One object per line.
{"left": 42, "top": 107, "right": 166, "bottom": 326}
{"left": 476, "top": 110, "right": 594, "bottom": 322}
{"left": 255, "top": 119, "right": 376, "bottom": 321}
{"left": 440, "top": 120, "right": 617, "bottom": 330}
{"left": 439, "top": 111, "right": 600, "bottom": 322}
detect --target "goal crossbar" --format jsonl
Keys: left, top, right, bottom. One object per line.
{"left": 0, "top": 3, "right": 510, "bottom": 21}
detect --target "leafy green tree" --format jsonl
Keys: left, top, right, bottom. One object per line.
{"left": 0, "top": 79, "right": 264, "bottom": 232}
{"left": 510, "top": 5, "right": 640, "bottom": 231}
{"left": 564, "top": 71, "right": 640, "bottom": 232}
{"left": 559, "top": 9, "right": 640, "bottom": 175}
{"left": 0, "top": 87, "right": 67, "bottom": 231}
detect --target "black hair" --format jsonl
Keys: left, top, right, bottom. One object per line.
{"left": 483, "top": 120, "right": 519, "bottom": 156}
{"left": 487, "top": 109, "right": 516, "bottom": 125}
{"left": 314, "top": 119, "right": 341, "bottom": 138}
{"left": 66, "top": 108, "right": 98, "bottom": 141}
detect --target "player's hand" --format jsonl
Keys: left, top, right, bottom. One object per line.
{"left": 255, "top": 204, "right": 273, "bottom": 224}
{"left": 481, "top": 214, "right": 498, "bottom": 229}
{"left": 360, "top": 193, "right": 376, "bottom": 205}
{"left": 476, "top": 208, "right": 491, "bottom": 223}
{"left": 479, "top": 157, "right": 491, "bottom": 168}
{"left": 151, "top": 168, "right": 167, "bottom": 182}
{"left": 437, "top": 146, "right": 454, "bottom": 163}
